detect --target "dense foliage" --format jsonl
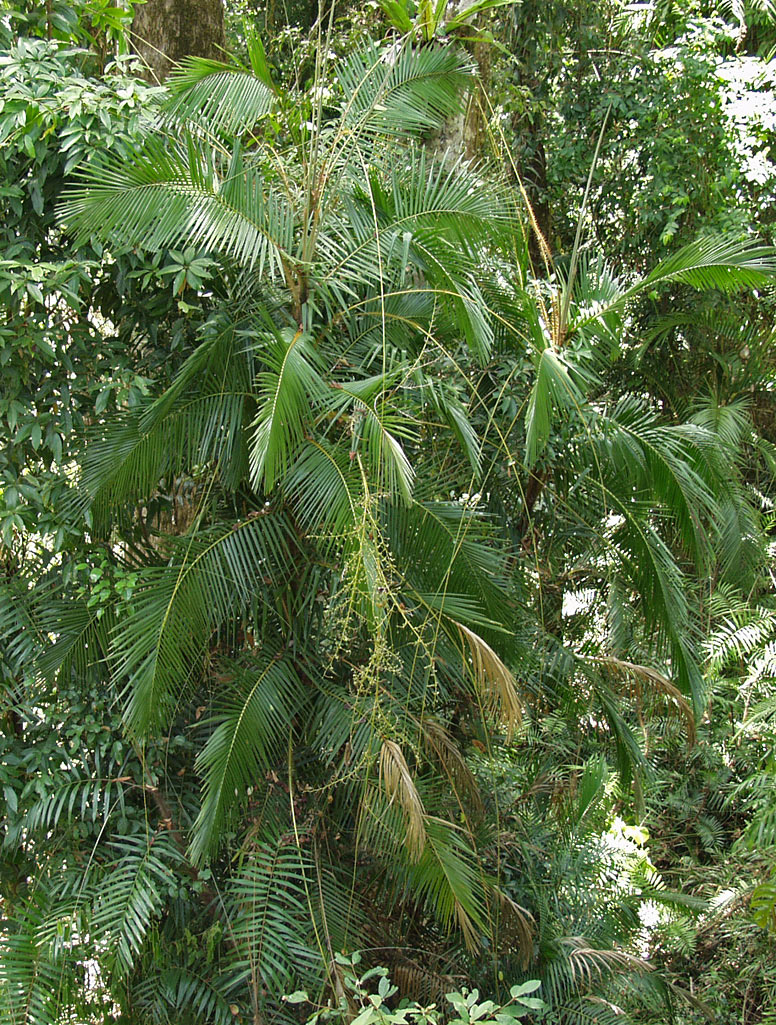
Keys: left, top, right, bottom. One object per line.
{"left": 1, "top": 2, "right": 775, "bottom": 1024}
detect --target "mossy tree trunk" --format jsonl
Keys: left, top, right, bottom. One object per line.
{"left": 132, "top": 0, "right": 226, "bottom": 83}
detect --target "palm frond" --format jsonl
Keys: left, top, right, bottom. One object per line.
{"left": 111, "top": 515, "right": 293, "bottom": 734}
{"left": 81, "top": 320, "right": 254, "bottom": 522}
{"left": 249, "top": 328, "right": 329, "bottom": 491}
{"left": 379, "top": 739, "right": 428, "bottom": 860}
{"left": 0, "top": 899, "right": 65, "bottom": 1025}
{"left": 383, "top": 500, "right": 512, "bottom": 624}
{"left": 595, "top": 396, "right": 721, "bottom": 564}
{"left": 338, "top": 43, "right": 473, "bottom": 139}
{"left": 399, "top": 816, "right": 489, "bottom": 951}
{"left": 587, "top": 655, "right": 695, "bottom": 743}
{"left": 456, "top": 622, "right": 523, "bottom": 737}
{"left": 190, "top": 654, "right": 306, "bottom": 864}
{"left": 574, "top": 235, "right": 776, "bottom": 335}
{"left": 224, "top": 843, "right": 323, "bottom": 995}
{"left": 609, "top": 511, "right": 705, "bottom": 713}
{"left": 359, "top": 403, "right": 416, "bottom": 504}
{"left": 285, "top": 438, "right": 361, "bottom": 538}
{"left": 165, "top": 57, "right": 276, "bottom": 135}
{"left": 26, "top": 770, "right": 127, "bottom": 833}
{"left": 91, "top": 833, "right": 181, "bottom": 974}
{"left": 421, "top": 379, "right": 482, "bottom": 475}
{"left": 154, "top": 967, "right": 235, "bottom": 1025}
{"left": 61, "top": 134, "right": 293, "bottom": 277}
{"left": 525, "top": 346, "right": 584, "bottom": 466}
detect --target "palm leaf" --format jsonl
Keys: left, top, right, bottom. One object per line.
{"left": 155, "top": 967, "right": 235, "bottom": 1025}
{"left": 379, "top": 739, "right": 428, "bottom": 860}
{"left": 165, "top": 56, "right": 277, "bottom": 135}
{"left": 338, "top": 43, "right": 473, "bottom": 139}
{"left": 91, "top": 833, "right": 181, "bottom": 974}
{"left": 384, "top": 501, "right": 510, "bottom": 614}
{"left": 190, "top": 654, "right": 306, "bottom": 864}
{"left": 398, "top": 815, "right": 489, "bottom": 950}
{"left": 61, "top": 134, "right": 293, "bottom": 277}
{"left": 284, "top": 438, "right": 361, "bottom": 538}
{"left": 455, "top": 621, "right": 523, "bottom": 737}
{"left": 111, "top": 516, "right": 293, "bottom": 735}
{"left": 0, "top": 899, "right": 65, "bottom": 1025}
{"left": 359, "top": 403, "right": 416, "bottom": 504}
{"left": 525, "top": 346, "right": 584, "bottom": 467}
{"left": 607, "top": 508, "right": 705, "bottom": 713}
{"left": 573, "top": 235, "right": 776, "bottom": 336}
{"left": 25, "top": 770, "right": 128, "bottom": 833}
{"left": 224, "top": 843, "right": 322, "bottom": 995}
{"left": 594, "top": 396, "right": 721, "bottom": 564}
{"left": 249, "top": 328, "right": 330, "bottom": 491}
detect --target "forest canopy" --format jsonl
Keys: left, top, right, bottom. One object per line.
{"left": 1, "top": 1, "right": 776, "bottom": 1023}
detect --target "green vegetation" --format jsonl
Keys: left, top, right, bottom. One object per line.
{"left": 1, "top": 1, "right": 775, "bottom": 1023}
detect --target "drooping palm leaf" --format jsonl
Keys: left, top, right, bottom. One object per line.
{"left": 572, "top": 236, "right": 776, "bottom": 336}
{"left": 190, "top": 654, "right": 306, "bottom": 864}
{"left": 111, "top": 516, "right": 293, "bottom": 734}
{"left": 525, "top": 346, "right": 584, "bottom": 467}
{"left": 248, "top": 328, "right": 330, "bottom": 491}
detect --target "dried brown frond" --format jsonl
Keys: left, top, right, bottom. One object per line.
{"left": 456, "top": 622, "right": 522, "bottom": 738}
{"left": 391, "top": 958, "right": 459, "bottom": 1005}
{"left": 379, "top": 739, "right": 427, "bottom": 861}
{"left": 589, "top": 655, "right": 696, "bottom": 743}
{"left": 454, "top": 898, "right": 480, "bottom": 952}
{"left": 420, "top": 718, "right": 483, "bottom": 814}
{"left": 562, "top": 936, "right": 653, "bottom": 988}
{"left": 493, "top": 889, "right": 535, "bottom": 969}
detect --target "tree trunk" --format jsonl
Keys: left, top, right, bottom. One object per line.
{"left": 431, "top": 32, "right": 492, "bottom": 164}
{"left": 131, "top": 0, "right": 226, "bottom": 83}
{"left": 464, "top": 35, "right": 491, "bottom": 161}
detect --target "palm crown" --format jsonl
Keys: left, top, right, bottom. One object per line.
{"left": 3, "top": 25, "right": 775, "bottom": 1025}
